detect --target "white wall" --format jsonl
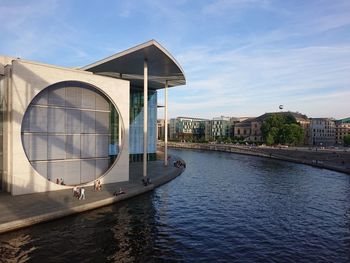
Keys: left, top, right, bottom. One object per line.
{"left": 9, "top": 59, "right": 129, "bottom": 195}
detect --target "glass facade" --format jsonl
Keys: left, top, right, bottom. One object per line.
{"left": 21, "top": 81, "right": 121, "bottom": 186}
{"left": 129, "top": 87, "right": 157, "bottom": 162}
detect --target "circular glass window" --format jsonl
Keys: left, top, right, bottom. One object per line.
{"left": 21, "top": 81, "right": 122, "bottom": 186}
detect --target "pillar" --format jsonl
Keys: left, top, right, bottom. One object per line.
{"left": 143, "top": 60, "right": 148, "bottom": 178}
{"left": 164, "top": 80, "right": 168, "bottom": 166}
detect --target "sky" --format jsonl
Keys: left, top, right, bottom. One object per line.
{"left": 1, "top": 0, "right": 349, "bottom": 119}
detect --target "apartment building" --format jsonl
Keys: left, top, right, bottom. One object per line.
{"left": 309, "top": 118, "right": 336, "bottom": 146}
{"left": 335, "top": 117, "right": 350, "bottom": 145}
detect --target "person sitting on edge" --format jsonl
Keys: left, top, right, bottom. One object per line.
{"left": 147, "top": 177, "right": 152, "bottom": 185}
{"left": 60, "top": 178, "right": 65, "bottom": 185}
{"left": 93, "top": 180, "right": 97, "bottom": 191}
{"left": 114, "top": 187, "right": 125, "bottom": 196}
{"left": 97, "top": 180, "right": 102, "bottom": 191}
{"left": 142, "top": 178, "right": 147, "bottom": 186}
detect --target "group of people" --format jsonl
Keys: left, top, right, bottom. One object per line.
{"left": 56, "top": 178, "right": 65, "bottom": 185}
{"left": 71, "top": 180, "right": 103, "bottom": 201}
{"left": 173, "top": 160, "right": 186, "bottom": 168}
{"left": 73, "top": 186, "right": 85, "bottom": 200}
{"left": 142, "top": 177, "right": 152, "bottom": 186}
{"left": 94, "top": 180, "right": 102, "bottom": 191}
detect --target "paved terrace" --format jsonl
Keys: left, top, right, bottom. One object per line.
{"left": 0, "top": 157, "right": 185, "bottom": 234}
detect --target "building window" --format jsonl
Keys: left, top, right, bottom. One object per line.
{"left": 21, "top": 81, "right": 122, "bottom": 185}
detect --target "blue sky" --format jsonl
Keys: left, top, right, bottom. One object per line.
{"left": 1, "top": 0, "right": 349, "bottom": 119}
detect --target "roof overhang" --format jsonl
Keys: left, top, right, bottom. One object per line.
{"left": 81, "top": 40, "right": 186, "bottom": 90}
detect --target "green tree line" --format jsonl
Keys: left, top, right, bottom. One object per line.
{"left": 261, "top": 114, "right": 304, "bottom": 146}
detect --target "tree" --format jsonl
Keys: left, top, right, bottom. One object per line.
{"left": 261, "top": 114, "right": 285, "bottom": 139}
{"left": 261, "top": 113, "right": 304, "bottom": 146}
{"left": 266, "top": 132, "right": 275, "bottom": 145}
{"left": 344, "top": 135, "right": 350, "bottom": 146}
{"left": 279, "top": 123, "right": 304, "bottom": 145}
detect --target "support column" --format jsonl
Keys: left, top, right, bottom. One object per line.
{"left": 164, "top": 80, "right": 168, "bottom": 166}
{"left": 143, "top": 60, "right": 148, "bottom": 178}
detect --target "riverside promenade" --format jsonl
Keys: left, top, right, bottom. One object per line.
{"left": 0, "top": 157, "right": 185, "bottom": 234}
{"left": 164, "top": 142, "right": 350, "bottom": 175}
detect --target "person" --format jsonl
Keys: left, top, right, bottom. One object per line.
{"left": 114, "top": 187, "right": 125, "bottom": 196}
{"left": 146, "top": 177, "right": 152, "bottom": 185}
{"left": 79, "top": 187, "right": 85, "bottom": 200}
{"left": 94, "top": 180, "right": 97, "bottom": 191}
{"left": 142, "top": 178, "right": 147, "bottom": 186}
{"left": 73, "top": 186, "right": 80, "bottom": 198}
{"left": 56, "top": 178, "right": 60, "bottom": 184}
{"left": 97, "top": 180, "right": 102, "bottom": 191}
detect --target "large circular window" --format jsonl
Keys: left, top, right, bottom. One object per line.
{"left": 21, "top": 81, "right": 122, "bottom": 186}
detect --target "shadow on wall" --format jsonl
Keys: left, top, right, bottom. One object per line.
{"left": 5, "top": 62, "right": 127, "bottom": 195}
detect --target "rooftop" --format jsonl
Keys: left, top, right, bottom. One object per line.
{"left": 81, "top": 40, "right": 186, "bottom": 90}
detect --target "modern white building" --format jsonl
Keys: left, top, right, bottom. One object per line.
{"left": 0, "top": 40, "right": 185, "bottom": 195}
{"left": 169, "top": 117, "right": 209, "bottom": 142}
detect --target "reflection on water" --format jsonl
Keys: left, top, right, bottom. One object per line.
{"left": 0, "top": 234, "right": 35, "bottom": 262}
{"left": 1, "top": 149, "right": 350, "bottom": 262}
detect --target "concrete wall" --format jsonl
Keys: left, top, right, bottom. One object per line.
{"left": 8, "top": 59, "right": 130, "bottom": 195}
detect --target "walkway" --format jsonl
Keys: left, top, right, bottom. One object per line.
{"left": 0, "top": 158, "right": 185, "bottom": 234}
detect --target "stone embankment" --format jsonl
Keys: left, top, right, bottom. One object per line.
{"left": 162, "top": 142, "right": 350, "bottom": 175}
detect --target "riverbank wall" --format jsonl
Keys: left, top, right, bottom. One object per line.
{"left": 162, "top": 142, "right": 350, "bottom": 175}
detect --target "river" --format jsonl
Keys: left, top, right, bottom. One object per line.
{"left": 1, "top": 149, "right": 350, "bottom": 262}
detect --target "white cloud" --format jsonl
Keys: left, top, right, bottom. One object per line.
{"left": 169, "top": 42, "right": 350, "bottom": 119}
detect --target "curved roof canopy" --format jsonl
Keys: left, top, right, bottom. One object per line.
{"left": 81, "top": 40, "right": 186, "bottom": 90}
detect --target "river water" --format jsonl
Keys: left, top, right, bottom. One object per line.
{"left": 1, "top": 149, "right": 350, "bottom": 262}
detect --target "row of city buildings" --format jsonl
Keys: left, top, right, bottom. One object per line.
{"left": 157, "top": 112, "right": 350, "bottom": 146}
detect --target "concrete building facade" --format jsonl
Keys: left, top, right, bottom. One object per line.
{"left": 0, "top": 40, "right": 185, "bottom": 195}
{"left": 335, "top": 117, "right": 350, "bottom": 145}
{"left": 210, "top": 116, "right": 231, "bottom": 139}
{"left": 157, "top": 119, "right": 166, "bottom": 141}
{"left": 233, "top": 118, "right": 254, "bottom": 141}
{"left": 309, "top": 118, "right": 336, "bottom": 146}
